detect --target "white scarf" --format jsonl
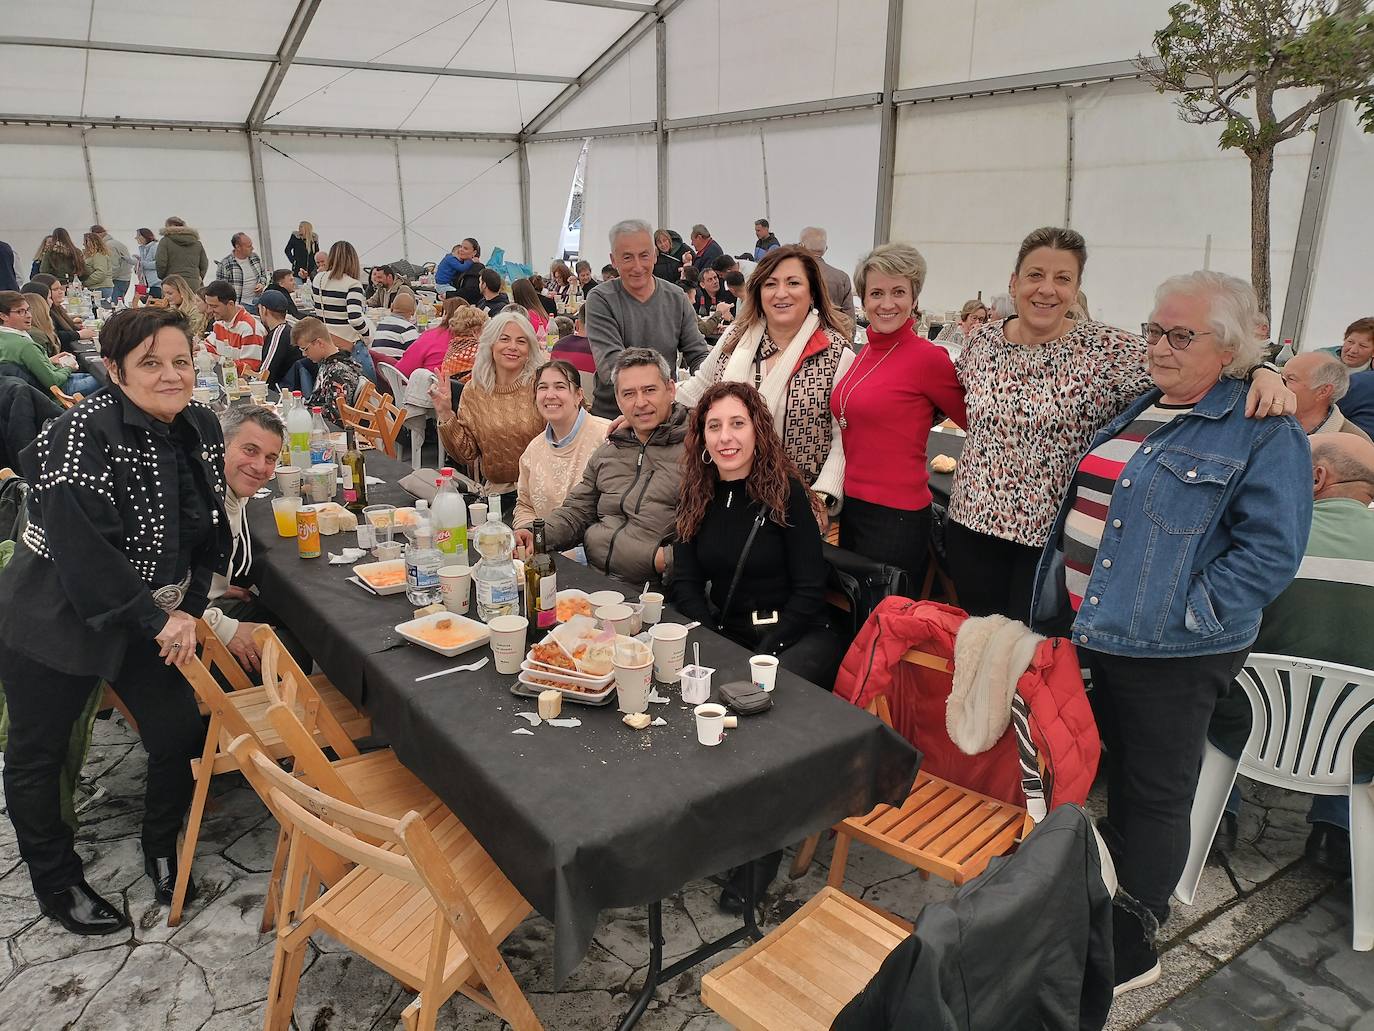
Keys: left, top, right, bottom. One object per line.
{"left": 719, "top": 310, "right": 821, "bottom": 420}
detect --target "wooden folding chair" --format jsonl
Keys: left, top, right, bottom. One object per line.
{"left": 170, "top": 622, "right": 372, "bottom": 928}
{"left": 50, "top": 384, "right": 84, "bottom": 409}
{"left": 790, "top": 649, "right": 1031, "bottom": 888}
{"left": 701, "top": 886, "right": 909, "bottom": 1031}
{"left": 337, "top": 381, "right": 406, "bottom": 458}
{"left": 227, "top": 736, "right": 539, "bottom": 1031}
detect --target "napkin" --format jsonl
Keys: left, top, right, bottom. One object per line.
{"left": 328, "top": 548, "right": 366, "bottom": 565}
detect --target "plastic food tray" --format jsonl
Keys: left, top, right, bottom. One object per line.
{"left": 514, "top": 670, "right": 616, "bottom": 705}
{"left": 354, "top": 559, "right": 409, "bottom": 596}
{"left": 395, "top": 612, "right": 491, "bottom": 657}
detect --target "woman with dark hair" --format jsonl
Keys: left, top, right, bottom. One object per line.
{"left": 40, "top": 228, "right": 85, "bottom": 284}
{"left": 676, "top": 244, "right": 855, "bottom": 515}
{"left": 947, "top": 226, "right": 1294, "bottom": 619}
{"left": 510, "top": 277, "right": 550, "bottom": 337}
{"left": 670, "top": 380, "right": 840, "bottom": 914}
{"left": 0, "top": 306, "right": 228, "bottom": 935}
{"left": 135, "top": 228, "right": 162, "bottom": 299}
{"left": 514, "top": 359, "right": 610, "bottom": 527}
{"left": 548, "top": 261, "right": 573, "bottom": 304}
{"left": 31, "top": 236, "right": 53, "bottom": 280}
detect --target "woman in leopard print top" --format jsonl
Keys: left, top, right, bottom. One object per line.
{"left": 945, "top": 227, "right": 1294, "bottom": 620}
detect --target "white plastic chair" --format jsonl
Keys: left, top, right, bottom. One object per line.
{"left": 1175, "top": 654, "right": 1374, "bottom": 950}
{"left": 376, "top": 362, "right": 430, "bottom": 471}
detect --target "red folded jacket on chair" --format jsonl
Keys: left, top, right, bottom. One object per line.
{"left": 834, "top": 598, "right": 1099, "bottom": 810}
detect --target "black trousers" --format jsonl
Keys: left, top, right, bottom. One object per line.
{"left": 0, "top": 640, "right": 204, "bottom": 895}
{"left": 839, "top": 497, "right": 930, "bottom": 591}
{"left": 943, "top": 518, "right": 1043, "bottom": 620}
{"left": 1082, "top": 646, "right": 1249, "bottom": 924}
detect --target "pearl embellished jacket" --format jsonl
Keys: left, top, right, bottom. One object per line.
{"left": 0, "top": 385, "right": 229, "bottom": 679}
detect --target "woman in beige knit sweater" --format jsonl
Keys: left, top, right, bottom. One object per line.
{"left": 430, "top": 310, "right": 546, "bottom": 501}
{"left": 513, "top": 360, "right": 611, "bottom": 528}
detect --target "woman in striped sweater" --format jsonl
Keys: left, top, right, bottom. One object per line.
{"left": 311, "top": 241, "right": 376, "bottom": 384}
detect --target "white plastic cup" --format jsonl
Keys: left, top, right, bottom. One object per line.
{"left": 649, "top": 622, "right": 689, "bottom": 683}
{"left": 469, "top": 502, "right": 488, "bottom": 527}
{"left": 595, "top": 603, "right": 633, "bottom": 635}
{"left": 249, "top": 380, "right": 269, "bottom": 402}
{"left": 438, "top": 564, "right": 471, "bottom": 615}
{"left": 364, "top": 504, "right": 396, "bottom": 545}
{"left": 750, "top": 655, "right": 780, "bottom": 693}
{"left": 192, "top": 386, "right": 212, "bottom": 404}
{"left": 613, "top": 649, "right": 654, "bottom": 714}
{"left": 640, "top": 591, "right": 664, "bottom": 624}
{"left": 695, "top": 702, "right": 728, "bottom": 746}
{"left": 487, "top": 614, "right": 528, "bottom": 675}
{"left": 679, "top": 664, "right": 714, "bottom": 705}
{"left": 373, "top": 540, "right": 403, "bottom": 561}
{"left": 356, "top": 522, "right": 376, "bottom": 551}
{"left": 275, "top": 465, "right": 302, "bottom": 498}
{"left": 625, "top": 602, "right": 644, "bottom": 636}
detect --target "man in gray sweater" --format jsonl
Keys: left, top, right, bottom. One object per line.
{"left": 586, "top": 218, "right": 709, "bottom": 418}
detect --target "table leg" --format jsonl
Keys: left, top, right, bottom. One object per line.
{"left": 614, "top": 860, "right": 766, "bottom": 1031}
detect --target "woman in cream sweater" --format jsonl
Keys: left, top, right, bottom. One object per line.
{"left": 514, "top": 360, "right": 610, "bottom": 527}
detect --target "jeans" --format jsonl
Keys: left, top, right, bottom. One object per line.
{"left": 283, "top": 358, "right": 317, "bottom": 396}
{"left": 351, "top": 340, "right": 377, "bottom": 385}
{"left": 1084, "top": 645, "right": 1249, "bottom": 923}
{"left": 0, "top": 639, "right": 204, "bottom": 894}
{"left": 96, "top": 287, "right": 114, "bottom": 302}
{"left": 944, "top": 519, "right": 1042, "bottom": 621}
{"left": 65, "top": 373, "right": 101, "bottom": 395}
{"left": 112, "top": 280, "right": 130, "bottom": 304}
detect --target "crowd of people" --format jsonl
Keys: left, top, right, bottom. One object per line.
{"left": 2, "top": 209, "right": 1372, "bottom": 1006}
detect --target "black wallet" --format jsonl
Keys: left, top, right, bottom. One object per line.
{"left": 718, "top": 680, "right": 773, "bottom": 715}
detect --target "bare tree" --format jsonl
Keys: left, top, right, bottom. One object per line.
{"left": 1138, "top": 0, "right": 1374, "bottom": 316}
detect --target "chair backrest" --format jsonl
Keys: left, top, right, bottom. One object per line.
{"left": 177, "top": 636, "right": 262, "bottom": 750}
{"left": 377, "top": 361, "right": 409, "bottom": 401}
{"left": 49, "top": 383, "right": 84, "bottom": 409}
{"left": 337, "top": 382, "right": 406, "bottom": 458}
{"left": 194, "top": 617, "right": 255, "bottom": 692}
{"left": 255, "top": 627, "right": 361, "bottom": 783}
{"left": 1234, "top": 653, "right": 1374, "bottom": 790}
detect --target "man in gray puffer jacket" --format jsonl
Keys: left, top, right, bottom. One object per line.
{"left": 520, "top": 348, "right": 686, "bottom": 587}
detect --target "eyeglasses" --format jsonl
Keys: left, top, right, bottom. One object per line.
{"left": 966, "top": 314, "right": 988, "bottom": 325}
{"left": 1142, "top": 323, "right": 1215, "bottom": 350}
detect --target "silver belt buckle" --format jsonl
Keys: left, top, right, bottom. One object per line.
{"left": 151, "top": 574, "right": 191, "bottom": 613}
{"left": 751, "top": 610, "right": 779, "bottom": 626}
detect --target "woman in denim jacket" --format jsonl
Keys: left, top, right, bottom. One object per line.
{"left": 1031, "top": 271, "right": 1312, "bottom": 997}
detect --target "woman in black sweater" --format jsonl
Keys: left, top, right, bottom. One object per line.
{"left": 670, "top": 380, "right": 841, "bottom": 685}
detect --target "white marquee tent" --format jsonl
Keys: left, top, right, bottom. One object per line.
{"left": 2, "top": 0, "right": 1369, "bottom": 349}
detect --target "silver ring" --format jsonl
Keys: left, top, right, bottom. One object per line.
{"left": 170, "top": 643, "right": 182, "bottom": 650}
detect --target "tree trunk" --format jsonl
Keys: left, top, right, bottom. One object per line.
{"left": 1249, "top": 146, "right": 1274, "bottom": 318}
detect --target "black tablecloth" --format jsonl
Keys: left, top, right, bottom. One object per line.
{"left": 247, "top": 452, "right": 920, "bottom": 984}
{"left": 927, "top": 428, "right": 965, "bottom": 506}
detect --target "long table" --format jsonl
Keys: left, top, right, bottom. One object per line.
{"left": 246, "top": 451, "right": 919, "bottom": 1019}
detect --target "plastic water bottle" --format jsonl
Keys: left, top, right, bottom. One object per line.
{"left": 194, "top": 349, "right": 220, "bottom": 400}
{"left": 473, "top": 494, "right": 519, "bottom": 621}
{"left": 405, "top": 510, "right": 442, "bottom": 607}
{"left": 431, "top": 468, "right": 468, "bottom": 558}
{"left": 308, "top": 407, "right": 334, "bottom": 465}
{"left": 286, "top": 393, "right": 312, "bottom": 469}
{"left": 220, "top": 355, "right": 239, "bottom": 398}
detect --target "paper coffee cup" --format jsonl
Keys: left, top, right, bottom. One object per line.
{"left": 695, "top": 702, "right": 728, "bottom": 746}
{"left": 275, "top": 466, "right": 302, "bottom": 498}
{"left": 613, "top": 653, "right": 653, "bottom": 714}
{"left": 750, "top": 655, "right": 780, "bottom": 693}
{"left": 649, "top": 622, "right": 688, "bottom": 683}
{"left": 640, "top": 591, "right": 664, "bottom": 624}
{"left": 588, "top": 590, "right": 625, "bottom": 608}
{"left": 487, "top": 614, "right": 528, "bottom": 675}
{"left": 249, "top": 380, "right": 269, "bottom": 401}
{"left": 469, "top": 502, "right": 488, "bottom": 527}
{"left": 439, "top": 564, "right": 471, "bottom": 615}
{"left": 595, "top": 603, "right": 633, "bottom": 635}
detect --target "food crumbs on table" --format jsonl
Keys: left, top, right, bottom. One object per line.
{"left": 622, "top": 712, "right": 652, "bottom": 730}
{"left": 648, "top": 689, "right": 669, "bottom": 704}
{"left": 512, "top": 728, "right": 534, "bottom": 736}
{"left": 516, "top": 712, "right": 542, "bottom": 726}
{"left": 651, "top": 717, "right": 667, "bottom": 726}
{"left": 546, "top": 717, "right": 582, "bottom": 727}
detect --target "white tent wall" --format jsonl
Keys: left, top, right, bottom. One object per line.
{"left": 580, "top": 135, "right": 658, "bottom": 272}
{"left": 526, "top": 140, "right": 586, "bottom": 268}
{"left": 541, "top": 33, "right": 657, "bottom": 134}
{"left": 1301, "top": 103, "right": 1374, "bottom": 351}
{"left": 667, "top": 124, "right": 767, "bottom": 257}
{"left": 1068, "top": 80, "right": 1311, "bottom": 336}
{"left": 0, "top": 127, "right": 94, "bottom": 277}
{"left": 84, "top": 131, "right": 259, "bottom": 280}
{"left": 398, "top": 140, "right": 524, "bottom": 267}
{"left": 259, "top": 137, "right": 404, "bottom": 267}
{"left": 890, "top": 91, "right": 1069, "bottom": 316}
{"left": 663, "top": 0, "right": 886, "bottom": 119}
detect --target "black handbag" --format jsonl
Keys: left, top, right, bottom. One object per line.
{"left": 718, "top": 680, "right": 773, "bottom": 715}
{"left": 822, "top": 542, "right": 910, "bottom": 640}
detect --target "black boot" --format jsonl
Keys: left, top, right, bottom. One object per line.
{"left": 1111, "top": 894, "right": 1161, "bottom": 996}
{"left": 145, "top": 852, "right": 197, "bottom": 908}
{"left": 1305, "top": 824, "right": 1352, "bottom": 875}
{"left": 38, "top": 881, "right": 130, "bottom": 936}
{"left": 718, "top": 851, "right": 783, "bottom": 915}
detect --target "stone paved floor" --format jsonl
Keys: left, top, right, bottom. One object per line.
{"left": 0, "top": 713, "right": 1357, "bottom": 1030}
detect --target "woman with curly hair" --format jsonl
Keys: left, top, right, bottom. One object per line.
{"left": 159, "top": 276, "right": 207, "bottom": 339}
{"left": 670, "top": 380, "right": 841, "bottom": 683}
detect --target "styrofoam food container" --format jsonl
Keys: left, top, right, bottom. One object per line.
{"left": 354, "top": 559, "right": 409, "bottom": 596}
{"left": 395, "top": 612, "right": 491, "bottom": 657}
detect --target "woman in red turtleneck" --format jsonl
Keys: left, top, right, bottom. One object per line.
{"left": 832, "top": 243, "right": 966, "bottom": 587}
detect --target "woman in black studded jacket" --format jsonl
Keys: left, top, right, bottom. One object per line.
{"left": 0, "top": 307, "right": 229, "bottom": 936}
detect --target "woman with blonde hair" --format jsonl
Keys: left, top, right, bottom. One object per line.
{"left": 80, "top": 233, "right": 115, "bottom": 300}
{"left": 285, "top": 221, "right": 318, "bottom": 280}
{"left": 21, "top": 287, "right": 60, "bottom": 354}
{"left": 675, "top": 244, "right": 855, "bottom": 514}
{"left": 160, "top": 276, "right": 207, "bottom": 339}
{"left": 395, "top": 297, "right": 477, "bottom": 378}
{"left": 429, "top": 310, "right": 546, "bottom": 502}
{"left": 312, "top": 240, "right": 374, "bottom": 383}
